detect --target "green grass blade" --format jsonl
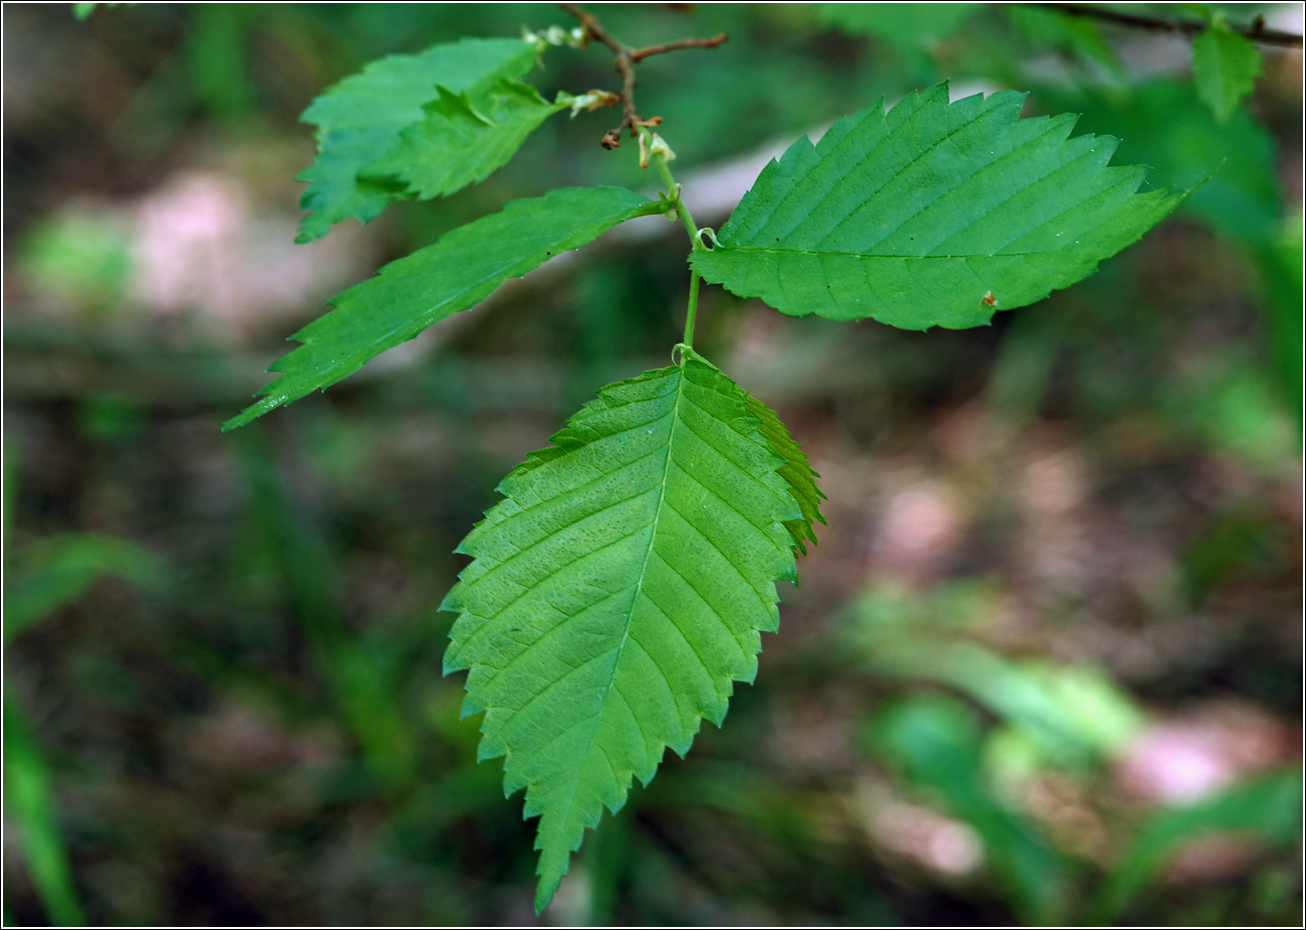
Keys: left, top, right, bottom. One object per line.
{"left": 4, "top": 703, "right": 86, "bottom": 927}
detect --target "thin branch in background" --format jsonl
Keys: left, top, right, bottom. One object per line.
{"left": 631, "top": 33, "right": 729, "bottom": 62}
{"left": 559, "top": 2, "right": 729, "bottom": 148}
{"left": 1037, "top": 2, "right": 1304, "bottom": 48}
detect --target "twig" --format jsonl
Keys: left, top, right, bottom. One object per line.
{"left": 631, "top": 33, "right": 729, "bottom": 62}
{"left": 1037, "top": 2, "right": 1303, "bottom": 49}
{"left": 559, "top": 2, "right": 729, "bottom": 148}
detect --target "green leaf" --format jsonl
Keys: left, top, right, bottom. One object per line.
{"left": 1255, "top": 214, "right": 1305, "bottom": 430}
{"left": 1032, "top": 80, "right": 1280, "bottom": 245}
{"left": 72, "top": 2, "right": 132, "bottom": 20}
{"left": 1005, "top": 5, "right": 1119, "bottom": 72}
{"left": 691, "top": 83, "right": 1188, "bottom": 330}
{"left": 441, "top": 348, "right": 812, "bottom": 912}
{"left": 4, "top": 533, "right": 165, "bottom": 642}
{"left": 4, "top": 703, "right": 85, "bottom": 927}
{"left": 295, "top": 38, "right": 539, "bottom": 243}
{"left": 1094, "top": 768, "right": 1303, "bottom": 920}
{"left": 225, "top": 187, "right": 661, "bottom": 430}
{"left": 817, "top": 3, "right": 979, "bottom": 48}
{"left": 1192, "top": 22, "right": 1262, "bottom": 123}
{"left": 361, "top": 80, "right": 571, "bottom": 201}
{"left": 744, "top": 393, "right": 825, "bottom": 554}
{"left": 869, "top": 695, "right": 1066, "bottom": 922}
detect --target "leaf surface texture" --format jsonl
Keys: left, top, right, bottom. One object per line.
{"left": 295, "top": 38, "right": 538, "bottom": 242}
{"left": 362, "top": 81, "right": 570, "bottom": 200}
{"left": 225, "top": 187, "right": 659, "bottom": 430}
{"left": 442, "top": 350, "right": 811, "bottom": 911}
{"left": 691, "top": 83, "right": 1187, "bottom": 330}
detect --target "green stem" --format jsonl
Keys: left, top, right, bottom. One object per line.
{"left": 641, "top": 127, "right": 704, "bottom": 351}
{"left": 683, "top": 272, "right": 700, "bottom": 348}
{"left": 644, "top": 128, "right": 703, "bottom": 252}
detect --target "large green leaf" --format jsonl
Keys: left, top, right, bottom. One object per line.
{"left": 691, "top": 83, "right": 1187, "bottom": 330}
{"left": 361, "top": 80, "right": 571, "bottom": 201}
{"left": 1192, "top": 22, "right": 1262, "bottom": 123}
{"left": 295, "top": 38, "right": 538, "bottom": 243}
{"left": 442, "top": 349, "right": 813, "bottom": 912}
{"left": 225, "top": 187, "right": 662, "bottom": 430}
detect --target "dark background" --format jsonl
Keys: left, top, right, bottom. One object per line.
{"left": 4, "top": 3, "right": 1302, "bottom": 925}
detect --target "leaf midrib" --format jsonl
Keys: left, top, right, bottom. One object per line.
{"left": 552, "top": 364, "right": 688, "bottom": 837}
{"left": 703, "top": 244, "right": 1113, "bottom": 259}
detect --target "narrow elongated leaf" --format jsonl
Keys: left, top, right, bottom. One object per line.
{"left": 691, "top": 83, "right": 1188, "bottom": 330}
{"left": 296, "top": 38, "right": 538, "bottom": 243}
{"left": 745, "top": 394, "right": 825, "bottom": 553}
{"left": 1192, "top": 23, "right": 1262, "bottom": 123}
{"left": 442, "top": 349, "right": 813, "bottom": 912}
{"left": 225, "top": 187, "right": 661, "bottom": 430}
{"left": 4, "top": 703, "right": 85, "bottom": 927}
{"left": 1094, "top": 768, "right": 1303, "bottom": 920}
{"left": 362, "top": 80, "right": 571, "bottom": 200}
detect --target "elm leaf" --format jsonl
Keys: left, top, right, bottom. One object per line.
{"left": 225, "top": 187, "right": 662, "bottom": 430}
{"left": 442, "top": 348, "right": 816, "bottom": 912}
{"left": 691, "top": 83, "right": 1189, "bottom": 330}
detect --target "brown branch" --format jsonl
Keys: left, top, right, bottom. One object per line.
{"left": 559, "top": 2, "right": 729, "bottom": 149}
{"left": 631, "top": 33, "right": 729, "bottom": 62}
{"left": 1037, "top": 2, "right": 1303, "bottom": 49}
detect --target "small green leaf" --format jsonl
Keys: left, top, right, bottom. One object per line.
{"left": 1192, "top": 22, "right": 1262, "bottom": 123}
{"left": 361, "top": 80, "right": 571, "bottom": 201}
{"left": 295, "top": 38, "right": 539, "bottom": 243}
{"left": 691, "top": 83, "right": 1188, "bottom": 330}
{"left": 442, "top": 348, "right": 815, "bottom": 912}
{"left": 225, "top": 187, "right": 662, "bottom": 430}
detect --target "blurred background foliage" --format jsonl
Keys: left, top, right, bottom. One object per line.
{"left": 3, "top": 2, "right": 1302, "bottom": 925}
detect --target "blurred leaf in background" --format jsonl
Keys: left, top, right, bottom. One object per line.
{"left": 1192, "top": 15, "right": 1264, "bottom": 123}
{"left": 1095, "top": 768, "right": 1304, "bottom": 920}
{"left": 4, "top": 532, "right": 165, "bottom": 641}
{"left": 17, "top": 209, "right": 135, "bottom": 315}
{"left": 868, "top": 694, "right": 1068, "bottom": 923}
{"left": 4, "top": 449, "right": 165, "bottom": 927}
{"left": 4, "top": 705, "right": 86, "bottom": 928}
